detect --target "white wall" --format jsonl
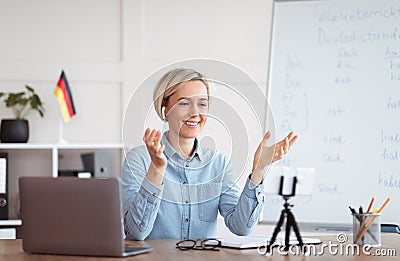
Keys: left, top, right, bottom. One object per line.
{"left": 1, "top": 0, "right": 274, "bottom": 142}
{"left": 0, "top": 0, "right": 275, "bottom": 232}
{"left": 0, "top": 0, "right": 123, "bottom": 143}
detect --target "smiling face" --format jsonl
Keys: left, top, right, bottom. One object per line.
{"left": 164, "top": 80, "right": 209, "bottom": 140}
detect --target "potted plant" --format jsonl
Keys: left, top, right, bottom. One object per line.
{"left": 0, "top": 85, "right": 45, "bottom": 143}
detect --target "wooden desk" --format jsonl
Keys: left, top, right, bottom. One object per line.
{"left": 0, "top": 234, "right": 398, "bottom": 260}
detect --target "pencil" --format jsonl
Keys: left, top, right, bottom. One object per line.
{"left": 359, "top": 197, "right": 375, "bottom": 235}
{"left": 377, "top": 197, "right": 390, "bottom": 213}
{"left": 355, "top": 198, "right": 391, "bottom": 243}
{"left": 360, "top": 197, "right": 375, "bottom": 234}
{"left": 366, "top": 197, "right": 374, "bottom": 214}
{"left": 356, "top": 208, "right": 379, "bottom": 242}
{"left": 355, "top": 208, "right": 379, "bottom": 242}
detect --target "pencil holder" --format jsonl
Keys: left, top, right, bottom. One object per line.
{"left": 352, "top": 213, "right": 381, "bottom": 247}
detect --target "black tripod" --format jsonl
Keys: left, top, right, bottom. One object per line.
{"left": 266, "top": 176, "right": 304, "bottom": 254}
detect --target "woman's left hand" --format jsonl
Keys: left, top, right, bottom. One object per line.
{"left": 251, "top": 131, "right": 298, "bottom": 183}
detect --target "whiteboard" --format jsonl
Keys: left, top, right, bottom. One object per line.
{"left": 263, "top": 0, "right": 400, "bottom": 226}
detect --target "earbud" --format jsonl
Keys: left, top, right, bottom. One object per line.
{"left": 161, "top": 107, "right": 167, "bottom": 121}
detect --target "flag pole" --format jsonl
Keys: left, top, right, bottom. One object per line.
{"left": 58, "top": 117, "right": 68, "bottom": 145}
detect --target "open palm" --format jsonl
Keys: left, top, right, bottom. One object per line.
{"left": 252, "top": 131, "right": 298, "bottom": 173}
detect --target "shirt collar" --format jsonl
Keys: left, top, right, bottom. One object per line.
{"left": 162, "top": 131, "right": 203, "bottom": 162}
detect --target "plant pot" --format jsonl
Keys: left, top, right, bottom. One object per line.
{"left": 0, "top": 119, "right": 29, "bottom": 143}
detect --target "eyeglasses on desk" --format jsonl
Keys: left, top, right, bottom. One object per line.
{"left": 176, "top": 238, "right": 221, "bottom": 251}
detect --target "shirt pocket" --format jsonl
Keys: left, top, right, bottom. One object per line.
{"left": 197, "top": 183, "right": 222, "bottom": 222}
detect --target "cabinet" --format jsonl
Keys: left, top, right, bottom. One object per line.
{"left": 0, "top": 143, "right": 124, "bottom": 220}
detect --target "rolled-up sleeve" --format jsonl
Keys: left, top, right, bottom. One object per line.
{"left": 121, "top": 147, "right": 164, "bottom": 240}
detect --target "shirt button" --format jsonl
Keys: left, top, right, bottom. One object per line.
{"left": 184, "top": 200, "right": 189, "bottom": 204}
{"left": 152, "top": 193, "right": 157, "bottom": 197}
{"left": 184, "top": 218, "right": 189, "bottom": 222}
{"left": 185, "top": 163, "right": 189, "bottom": 167}
{"left": 183, "top": 181, "right": 187, "bottom": 185}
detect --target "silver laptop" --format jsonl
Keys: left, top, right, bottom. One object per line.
{"left": 19, "top": 176, "right": 153, "bottom": 257}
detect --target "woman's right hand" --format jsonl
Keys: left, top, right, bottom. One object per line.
{"left": 143, "top": 128, "right": 167, "bottom": 185}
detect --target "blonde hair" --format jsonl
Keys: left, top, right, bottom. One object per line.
{"left": 153, "top": 68, "right": 210, "bottom": 120}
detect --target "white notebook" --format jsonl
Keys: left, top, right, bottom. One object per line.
{"left": 220, "top": 235, "right": 321, "bottom": 249}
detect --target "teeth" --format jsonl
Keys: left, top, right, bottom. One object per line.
{"left": 184, "top": 121, "right": 198, "bottom": 126}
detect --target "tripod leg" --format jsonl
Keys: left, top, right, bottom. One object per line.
{"left": 284, "top": 210, "right": 292, "bottom": 251}
{"left": 266, "top": 209, "right": 286, "bottom": 253}
{"left": 288, "top": 210, "right": 304, "bottom": 247}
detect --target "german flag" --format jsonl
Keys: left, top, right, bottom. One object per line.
{"left": 54, "top": 70, "right": 76, "bottom": 122}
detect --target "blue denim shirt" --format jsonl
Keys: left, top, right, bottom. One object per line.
{"left": 121, "top": 131, "right": 265, "bottom": 240}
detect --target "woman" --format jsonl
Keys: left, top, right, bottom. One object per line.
{"left": 121, "top": 68, "right": 298, "bottom": 240}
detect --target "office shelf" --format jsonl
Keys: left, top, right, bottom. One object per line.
{"left": 0, "top": 143, "right": 124, "bottom": 177}
{"left": 0, "top": 143, "right": 54, "bottom": 149}
{"left": 0, "top": 143, "right": 125, "bottom": 220}
{"left": 0, "top": 143, "right": 123, "bottom": 150}
{"left": 0, "top": 219, "right": 21, "bottom": 239}
{"left": 0, "top": 219, "right": 21, "bottom": 226}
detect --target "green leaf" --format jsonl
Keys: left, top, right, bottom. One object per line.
{"left": 32, "top": 94, "right": 42, "bottom": 105}
{"left": 0, "top": 85, "right": 45, "bottom": 119}
{"left": 25, "top": 85, "right": 34, "bottom": 93}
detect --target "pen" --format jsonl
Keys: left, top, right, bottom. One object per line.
{"left": 349, "top": 206, "right": 358, "bottom": 215}
{"left": 359, "top": 206, "right": 364, "bottom": 243}
{"left": 349, "top": 206, "right": 362, "bottom": 225}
